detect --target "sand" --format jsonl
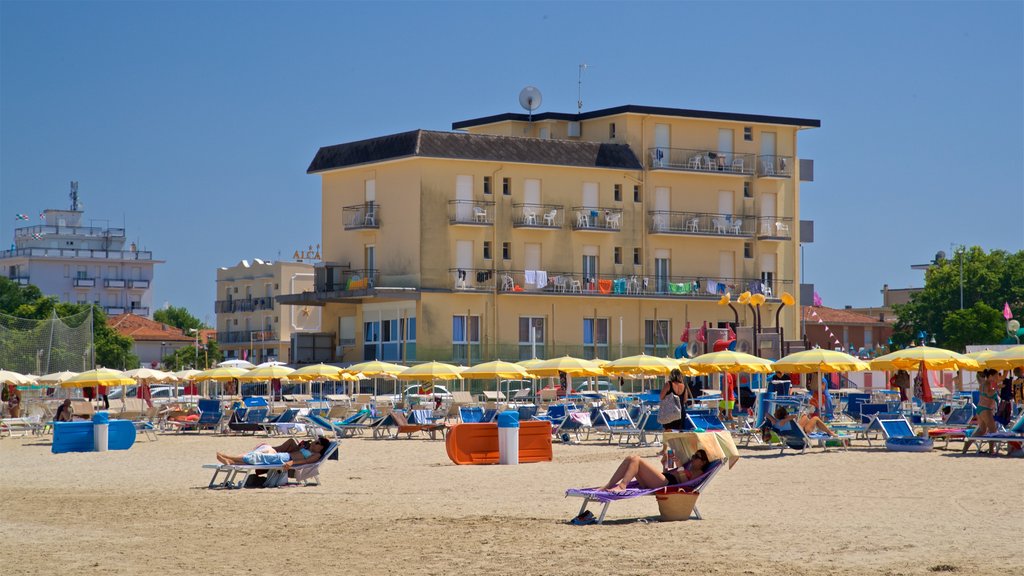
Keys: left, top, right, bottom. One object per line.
{"left": 1, "top": 431, "right": 1020, "bottom": 576}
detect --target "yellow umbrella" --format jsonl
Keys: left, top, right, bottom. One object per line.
{"left": 194, "top": 366, "right": 250, "bottom": 382}
{"left": 516, "top": 358, "right": 546, "bottom": 370}
{"left": 36, "top": 371, "right": 79, "bottom": 386}
{"left": 964, "top": 350, "right": 998, "bottom": 363}
{"left": 773, "top": 349, "right": 870, "bottom": 373}
{"left": 345, "top": 360, "right": 406, "bottom": 377}
{"left": 686, "top": 350, "right": 775, "bottom": 374}
{"left": 290, "top": 363, "right": 345, "bottom": 381}
{"left": 0, "top": 370, "right": 34, "bottom": 386}
{"left": 869, "top": 346, "right": 980, "bottom": 371}
{"left": 984, "top": 345, "right": 1024, "bottom": 370}
{"left": 527, "top": 355, "right": 604, "bottom": 377}
{"left": 396, "top": 361, "right": 464, "bottom": 381}
{"left": 603, "top": 354, "right": 680, "bottom": 376}
{"left": 461, "top": 360, "right": 531, "bottom": 379}
{"left": 173, "top": 369, "right": 202, "bottom": 381}
{"left": 238, "top": 365, "right": 296, "bottom": 382}
{"left": 62, "top": 368, "right": 135, "bottom": 388}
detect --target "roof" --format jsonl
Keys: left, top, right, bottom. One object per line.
{"left": 452, "top": 104, "right": 821, "bottom": 130}
{"left": 802, "top": 306, "right": 890, "bottom": 326}
{"left": 307, "top": 129, "right": 643, "bottom": 174}
{"left": 109, "top": 314, "right": 194, "bottom": 342}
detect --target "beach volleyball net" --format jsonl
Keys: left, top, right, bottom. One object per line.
{"left": 0, "top": 308, "right": 93, "bottom": 375}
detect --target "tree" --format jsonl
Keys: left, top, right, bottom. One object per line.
{"left": 162, "top": 339, "right": 223, "bottom": 371}
{"left": 893, "top": 247, "right": 1024, "bottom": 350}
{"left": 153, "top": 305, "right": 206, "bottom": 332}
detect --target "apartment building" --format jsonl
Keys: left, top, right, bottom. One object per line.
{"left": 283, "top": 104, "right": 819, "bottom": 363}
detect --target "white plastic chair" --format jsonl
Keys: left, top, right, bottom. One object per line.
{"left": 653, "top": 213, "right": 668, "bottom": 231}
{"left": 730, "top": 219, "right": 743, "bottom": 234}
{"left": 576, "top": 211, "right": 589, "bottom": 228}
{"left": 569, "top": 278, "right": 583, "bottom": 293}
{"left": 501, "top": 274, "right": 514, "bottom": 291}
{"left": 473, "top": 206, "right": 487, "bottom": 223}
{"left": 363, "top": 209, "right": 376, "bottom": 226}
{"left": 606, "top": 212, "right": 621, "bottom": 228}
{"left": 712, "top": 217, "right": 728, "bottom": 234}
{"left": 775, "top": 221, "right": 790, "bottom": 235}
{"left": 687, "top": 217, "right": 700, "bottom": 232}
{"left": 523, "top": 209, "right": 537, "bottom": 225}
{"left": 543, "top": 209, "right": 557, "bottom": 226}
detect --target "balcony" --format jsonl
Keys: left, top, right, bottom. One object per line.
{"left": 448, "top": 200, "right": 495, "bottom": 226}
{"left": 314, "top": 266, "right": 378, "bottom": 293}
{"left": 511, "top": 203, "right": 564, "bottom": 229}
{"left": 342, "top": 203, "right": 379, "bottom": 230}
{"left": 9, "top": 276, "right": 29, "bottom": 285}
{"left": 104, "top": 306, "right": 126, "bottom": 315}
{"left": 104, "top": 279, "right": 126, "bottom": 288}
{"left": 0, "top": 247, "right": 153, "bottom": 260}
{"left": 755, "top": 217, "right": 794, "bottom": 240}
{"left": 128, "top": 279, "right": 150, "bottom": 289}
{"left": 73, "top": 277, "right": 95, "bottom": 288}
{"left": 757, "top": 155, "right": 794, "bottom": 178}
{"left": 15, "top": 225, "right": 126, "bottom": 239}
{"left": 215, "top": 297, "right": 276, "bottom": 314}
{"left": 495, "top": 269, "right": 790, "bottom": 300}
{"left": 570, "top": 207, "right": 623, "bottom": 232}
{"left": 647, "top": 211, "right": 754, "bottom": 237}
{"left": 216, "top": 329, "right": 280, "bottom": 345}
{"left": 448, "top": 268, "right": 497, "bottom": 291}
{"left": 130, "top": 306, "right": 149, "bottom": 316}
{"left": 648, "top": 148, "right": 755, "bottom": 176}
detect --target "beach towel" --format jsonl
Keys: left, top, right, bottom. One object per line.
{"left": 536, "top": 270, "right": 547, "bottom": 287}
{"left": 525, "top": 270, "right": 537, "bottom": 286}
{"left": 598, "top": 279, "right": 612, "bottom": 294}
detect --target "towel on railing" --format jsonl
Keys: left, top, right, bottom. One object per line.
{"left": 670, "top": 283, "right": 685, "bottom": 294}
{"left": 598, "top": 279, "right": 612, "bottom": 294}
{"left": 536, "top": 270, "right": 548, "bottom": 287}
{"left": 525, "top": 270, "right": 537, "bottom": 286}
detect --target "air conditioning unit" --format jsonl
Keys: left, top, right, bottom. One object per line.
{"left": 567, "top": 121, "right": 581, "bottom": 138}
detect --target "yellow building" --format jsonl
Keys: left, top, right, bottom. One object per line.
{"left": 216, "top": 259, "right": 317, "bottom": 364}
{"left": 284, "top": 105, "right": 819, "bottom": 363}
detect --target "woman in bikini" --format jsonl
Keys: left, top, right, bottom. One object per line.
{"left": 600, "top": 449, "right": 709, "bottom": 492}
{"left": 964, "top": 368, "right": 1001, "bottom": 452}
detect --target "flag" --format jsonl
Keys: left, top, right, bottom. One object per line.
{"left": 811, "top": 310, "right": 819, "bottom": 317}
{"left": 681, "top": 321, "right": 690, "bottom": 343}
{"left": 38, "top": 212, "right": 45, "bottom": 221}
{"left": 31, "top": 233, "right": 42, "bottom": 240}
{"left": 697, "top": 321, "right": 707, "bottom": 343}
{"left": 15, "top": 214, "right": 29, "bottom": 221}
{"left": 1004, "top": 302, "right": 1013, "bottom": 320}
{"left": 813, "top": 291, "right": 823, "bottom": 307}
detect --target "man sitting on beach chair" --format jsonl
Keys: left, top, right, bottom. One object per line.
{"left": 766, "top": 406, "right": 848, "bottom": 453}
{"left": 206, "top": 437, "right": 336, "bottom": 489}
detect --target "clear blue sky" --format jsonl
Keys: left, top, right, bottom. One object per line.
{"left": 2, "top": 1, "right": 1022, "bottom": 324}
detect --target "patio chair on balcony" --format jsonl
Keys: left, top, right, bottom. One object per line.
{"left": 761, "top": 158, "right": 775, "bottom": 176}
{"left": 775, "top": 221, "right": 790, "bottom": 236}
{"left": 543, "top": 209, "right": 557, "bottom": 226}
{"left": 730, "top": 219, "right": 743, "bottom": 234}
{"left": 653, "top": 213, "right": 668, "bottom": 231}
{"left": 687, "top": 217, "right": 700, "bottom": 233}
{"left": 606, "top": 212, "right": 621, "bottom": 229}
{"left": 501, "top": 274, "right": 515, "bottom": 291}
{"left": 523, "top": 208, "right": 538, "bottom": 225}
{"left": 364, "top": 209, "right": 377, "bottom": 226}
{"left": 576, "top": 211, "right": 589, "bottom": 228}
{"left": 688, "top": 155, "right": 703, "bottom": 170}
{"left": 731, "top": 158, "right": 745, "bottom": 173}
{"left": 473, "top": 206, "right": 488, "bottom": 223}
{"left": 553, "top": 275, "right": 567, "bottom": 293}
{"left": 569, "top": 278, "right": 583, "bottom": 293}
{"left": 712, "top": 217, "right": 729, "bottom": 234}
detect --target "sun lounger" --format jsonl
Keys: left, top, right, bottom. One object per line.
{"left": 636, "top": 408, "right": 664, "bottom": 447}
{"left": 0, "top": 415, "right": 45, "bottom": 437}
{"left": 965, "top": 413, "right": 1024, "bottom": 456}
{"left": 866, "top": 413, "right": 932, "bottom": 451}
{"left": 598, "top": 408, "right": 641, "bottom": 445}
{"left": 927, "top": 405, "right": 975, "bottom": 449}
{"left": 203, "top": 441, "right": 339, "bottom": 489}
{"left": 389, "top": 409, "right": 446, "bottom": 439}
{"left": 227, "top": 398, "right": 270, "bottom": 434}
{"left": 553, "top": 410, "right": 593, "bottom": 443}
{"left": 768, "top": 416, "right": 850, "bottom": 454}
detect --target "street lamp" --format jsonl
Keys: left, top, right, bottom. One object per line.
{"left": 160, "top": 341, "right": 166, "bottom": 369}
{"left": 188, "top": 328, "right": 199, "bottom": 369}
{"left": 955, "top": 245, "right": 964, "bottom": 310}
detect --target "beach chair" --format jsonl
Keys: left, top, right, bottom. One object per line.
{"left": 260, "top": 408, "right": 302, "bottom": 436}
{"left": 864, "top": 413, "right": 933, "bottom": 451}
{"left": 516, "top": 405, "right": 538, "bottom": 421}
{"left": 389, "top": 409, "right": 446, "bottom": 440}
{"left": 598, "top": 408, "right": 641, "bottom": 445}
{"left": 0, "top": 415, "right": 45, "bottom": 437}
{"left": 534, "top": 403, "right": 572, "bottom": 427}
{"left": 554, "top": 410, "right": 593, "bottom": 443}
{"left": 636, "top": 408, "right": 664, "bottom": 447}
{"left": 70, "top": 400, "right": 95, "bottom": 421}
{"left": 768, "top": 416, "right": 850, "bottom": 454}
{"left": 928, "top": 405, "right": 975, "bottom": 449}
{"left": 203, "top": 441, "right": 340, "bottom": 489}
{"left": 965, "top": 413, "right": 1024, "bottom": 456}
{"left": 686, "top": 409, "right": 727, "bottom": 432}
{"left": 228, "top": 397, "right": 270, "bottom": 434}
{"left": 459, "top": 406, "right": 485, "bottom": 423}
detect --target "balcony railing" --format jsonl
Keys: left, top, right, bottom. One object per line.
{"left": 495, "top": 269, "right": 790, "bottom": 299}
{"left": 73, "top": 277, "right": 95, "bottom": 287}
{"left": 14, "top": 225, "right": 126, "bottom": 239}
{"left": 216, "top": 329, "right": 280, "bottom": 344}
{"left": 215, "top": 297, "right": 276, "bottom": 314}
{"left": 129, "top": 306, "right": 149, "bottom": 316}
{"left": 757, "top": 155, "right": 793, "bottom": 178}
{"left": 570, "top": 207, "right": 623, "bottom": 231}
{"left": 9, "top": 276, "right": 30, "bottom": 285}
{"left": 0, "top": 247, "right": 153, "bottom": 260}
{"left": 314, "top": 266, "right": 378, "bottom": 293}
{"left": 104, "top": 306, "right": 126, "bottom": 315}
{"left": 448, "top": 268, "right": 497, "bottom": 291}
{"left": 511, "top": 203, "right": 564, "bottom": 228}
{"left": 342, "top": 203, "right": 380, "bottom": 230}
{"left": 448, "top": 200, "right": 495, "bottom": 225}
{"left": 647, "top": 211, "right": 754, "bottom": 236}
{"left": 755, "top": 216, "right": 794, "bottom": 239}
{"left": 128, "top": 279, "right": 150, "bottom": 289}
{"left": 648, "top": 148, "right": 755, "bottom": 176}
{"left": 104, "top": 279, "right": 126, "bottom": 288}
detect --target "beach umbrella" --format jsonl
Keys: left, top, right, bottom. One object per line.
{"left": 345, "top": 360, "right": 406, "bottom": 377}
{"left": 37, "top": 371, "right": 79, "bottom": 386}
{"left": 217, "top": 359, "right": 255, "bottom": 369}
{"left": 62, "top": 368, "right": 134, "bottom": 388}
{"left": 686, "top": 350, "right": 774, "bottom": 374}
{"left": 984, "top": 345, "right": 1024, "bottom": 370}
{"left": 603, "top": 354, "right": 680, "bottom": 376}
{"left": 290, "top": 363, "right": 345, "bottom": 381}
{"left": 772, "top": 349, "right": 870, "bottom": 418}
{"left": 527, "top": 355, "right": 604, "bottom": 377}
{"left": 237, "top": 365, "right": 296, "bottom": 382}
{"left": 516, "top": 358, "right": 546, "bottom": 370}
{"left": 964, "top": 350, "right": 998, "bottom": 363}
{"left": 194, "top": 366, "right": 250, "bottom": 381}
{"left": 173, "top": 369, "right": 202, "bottom": 381}
{"left": 396, "top": 361, "right": 464, "bottom": 381}
{"left": 461, "top": 360, "right": 530, "bottom": 379}
{"left": 0, "top": 370, "right": 33, "bottom": 386}
{"left": 869, "top": 346, "right": 980, "bottom": 371}
{"left": 255, "top": 360, "right": 288, "bottom": 368}
{"left": 124, "top": 368, "right": 175, "bottom": 383}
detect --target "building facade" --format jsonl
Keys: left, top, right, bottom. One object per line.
{"left": 802, "top": 305, "right": 893, "bottom": 356}
{"left": 1, "top": 184, "right": 161, "bottom": 317}
{"left": 215, "top": 259, "right": 316, "bottom": 364}
{"left": 283, "top": 104, "right": 819, "bottom": 363}
{"left": 109, "top": 313, "right": 194, "bottom": 368}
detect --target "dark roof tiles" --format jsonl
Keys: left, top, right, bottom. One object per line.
{"left": 452, "top": 104, "right": 821, "bottom": 130}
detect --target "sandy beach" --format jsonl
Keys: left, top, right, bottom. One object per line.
{"left": 1, "top": 431, "right": 1020, "bottom": 576}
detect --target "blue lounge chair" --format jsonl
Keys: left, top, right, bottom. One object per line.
{"left": 203, "top": 441, "right": 340, "bottom": 489}
{"left": 636, "top": 408, "right": 664, "bottom": 446}
{"left": 554, "top": 410, "right": 593, "bottom": 443}
{"left": 459, "top": 406, "right": 485, "bottom": 423}
{"left": 686, "top": 409, "right": 726, "bottom": 432}
{"left": 598, "top": 408, "right": 641, "bottom": 445}
{"left": 228, "top": 397, "right": 270, "bottom": 434}
{"left": 866, "top": 414, "right": 933, "bottom": 451}
{"left": 965, "top": 412, "right": 1024, "bottom": 456}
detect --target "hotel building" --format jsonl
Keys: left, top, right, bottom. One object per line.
{"left": 284, "top": 104, "right": 819, "bottom": 363}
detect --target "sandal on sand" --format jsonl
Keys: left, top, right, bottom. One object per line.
{"left": 570, "top": 510, "right": 596, "bottom": 525}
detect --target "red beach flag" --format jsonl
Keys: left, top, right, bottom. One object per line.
{"left": 1004, "top": 302, "right": 1013, "bottom": 320}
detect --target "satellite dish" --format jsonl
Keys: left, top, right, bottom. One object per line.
{"left": 518, "top": 86, "right": 542, "bottom": 121}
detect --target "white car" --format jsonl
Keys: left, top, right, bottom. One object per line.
{"left": 574, "top": 380, "right": 625, "bottom": 396}
{"left": 401, "top": 384, "right": 453, "bottom": 401}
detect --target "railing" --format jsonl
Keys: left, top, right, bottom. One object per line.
{"left": 0, "top": 247, "right": 153, "bottom": 260}
{"left": 216, "top": 329, "right": 280, "bottom": 344}
{"left": 342, "top": 203, "right": 379, "bottom": 230}
{"left": 128, "top": 279, "right": 150, "bottom": 289}
{"left": 647, "top": 211, "right": 754, "bottom": 236}
{"left": 495, "top": 269, "right": 791, "bottom": 299}
{"left": 510, "top": 203, "right": 564, "bottom": 228}
{"left": 570, "top": 207, "right": 623, "bottom": 231}
{"left": 9, "top": 276, "right": 30, "bottom": 285}
{"left": 73, "top": 278, "right": 95, "bottom": 287}
{"left": 314, "top": 266, "right": 378, "bottom": 293}
{"left": 214, "top": 297, "right": 276, "bottom": 314}
{"left": 105, "top": 306, "right": 126, "bottom": 315}
{"left": 648, "top": 148, "right": 755, "bottom": 176}
{"left": 14, "top": 225, "right": 126, "bottom": 239}
{"left": 104, "top": 279, "right": 126, "bottom": 288}
{"left": 757, "top": 155, "right": 793, "bottom": 178}
{"left": 130, "top": 306, "right": 149, "bottom": 316}
{"left": 448, "top": 200, "right": 495, "bottom": 225}
{"left": 448, "top": 268, "right": 497, "bottom": 291}
{"left": 755, "top": 216, "right": 794, "bottom": 239}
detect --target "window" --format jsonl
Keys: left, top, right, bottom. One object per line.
{"left": 654, "top": 257, "right": 670, "bottom": 293}
{"left": 364, "top": 317, "right": 416, "bottom": 361}
{"left": 452, "top": 315, "right": 481, "bottom": 363}
{"left": 609, "top": 123, "right": 616, "bottom": 139}
{"left": 613, "top": 247, "right": 622, "bottom": 265}
{"left": 743, "top": 182, "right": 752, "bottom": 198}
{"left": 76, "top": 265, "right": 87, "bottom": 279}
{"left": 518, "top": 317, "right": 546, "bottom": 360}
{"left": 502, "top": 242, "right": 510, "bottom": 260}
{"left": 583, "top": 318, "right": 609, "bottom": 359}
{"left": 582, "top": 254, "right": 598, "bottom": 285}
{"left": 644, "top": 319, "right": 670, "bottom": 356}
{"left": 633, "top": 185, "right": 641, "bottom": 203}
{"left": 864, "top": 327, "right": 874, "bottom": 349}
{"left": 744, "top": 242, "right": 753, "bottom": 259}
{"left": 613, "top": 184, "right": 622, "bottom": 202}
{"left": 744, "top": 127, "right": 753, "bottom": 141}
{"left": 483, "top": 241, "right": 492, "bottom": 260}
{"left": 483, "top": 176, "right": 491, "bottom": 195}
{"left": 761, "top": 271, "right": 775, "bottom": 293}
{"left": 502, "top": 177, "right": 511, "bottom": 196}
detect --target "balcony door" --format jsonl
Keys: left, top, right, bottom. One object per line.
{"left": 365, "top": 245, "right": 376, "bottom": 275}
{"left": 718, "top": 190, "right": 734, "bottom": 218}
{"left": 719, "top": 250, "right": 735, "bottom": 281}
{"left": 761, "top": 193, "right": 777, "bottom": 234}
{"left": 760, "top": 253, "right": 777, "bottom": 293}
{"left": 524, "top": 243, "right": 541, "bottom": 272}
{"left": 455, "top": 240, "right": 473, "bottom": 286}
{"left": 654, "top": 123, "right": 670, "bottom": 166}
{"left": 654, "top": 249, "right": 670, "bottom": 293}
{"left": 760, "top": 132, "right": 776, "bottom": 158}
{"left": 456, "top": 175, "right": 473, "bottom": 221}
{"left": 582, "top": 182, "right": 598, "bottom": 210}
{"left": 718, "top": 128, "right": 734, "bottom": 163}
{"left": 524, "top": 179, "right": 540, "bottom": 206}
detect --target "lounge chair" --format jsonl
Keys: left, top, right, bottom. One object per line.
{"left": 965, "top": 413, "right": 1024, "bottom": 456}
{"left": 636, "top": 408, "right": 664, "bottom": 447}
{"left": 927, "top": 405, "right": 975, "bottom": 449}
{"left": 389, "top": 409, "right": 446, "bottom": 440}
{"left": 227, "top": 397, "right": 271, "bottom": 434}
{"left": 553, "top": 410, "right": 593, "bottom": 443}
{"left": 865, "top": 413, "right": 933, "bottom": 451}
{"left": 303, "top": 410, "right": 372, "bottom": 438}
{"left": 598, "top": 408, "right": 641, "bottom": 445}
{"left": 260, "top": 408, "right": 302, "bottom": 436}
{"left": 767, "top": 415, "right": 850, "bottom": 454}
{"left": 203, "top": 441, "right": 340, "bottom": 489}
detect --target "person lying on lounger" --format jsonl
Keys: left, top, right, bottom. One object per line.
{"left": 769, "top": 406, "right": 838, "bottom": 438}
{"left": 600, "top": 449, "right": 709, "bottom": 492}
{"left": 216, "top": 437, "right": 329, "bottom": 469}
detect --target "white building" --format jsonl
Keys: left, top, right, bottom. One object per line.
{"left": 1, "top": 183, "right": 162, "bottom": 317}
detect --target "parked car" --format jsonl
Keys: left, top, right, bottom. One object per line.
{"left": 574, "top": 380, "right": 625, "bottom": 397}
{"left": 401, "top": 384, "right": 453, "bottom": 401}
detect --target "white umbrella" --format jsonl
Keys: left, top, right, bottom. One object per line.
{"left": 218, "top": 359, "right": 255, "bottom": 369}
{"left": 255, "top": 361, "right": 288, "bottom": 368}
{"left": 37, "top": 371, "right": 79, "bottom": 386}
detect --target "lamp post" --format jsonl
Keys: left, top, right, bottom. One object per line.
{"left": 188, "top": 328, "right": 199, "bottom": 369}
{"left": 160, "top": 341, "right": 166, "bottom": 369}
{"left": 956, "top": 245, "right": 964, "bottom": 310}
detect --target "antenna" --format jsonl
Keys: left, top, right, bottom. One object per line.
{"left": 69, "top": 181, "right": 80, "bottom": 211}
{"left": 518, "top": 86, "right": 543, "bottom": 122}
{"left": 577, "top": 64, "right": 589, "bottom": 114}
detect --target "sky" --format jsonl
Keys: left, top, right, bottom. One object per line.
{"left": 2, "top": 1, "right": 1022, "bottom": 324}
